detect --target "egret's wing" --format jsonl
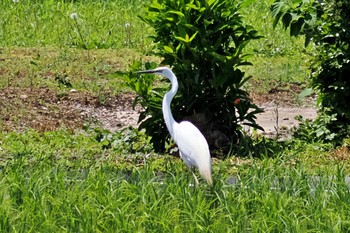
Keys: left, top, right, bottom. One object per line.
{"left": 173, "top": 121, "right": 210, "bottom": 168}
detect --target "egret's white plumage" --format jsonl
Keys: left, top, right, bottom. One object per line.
{"left": 137, "top": 67, "right": 212, "bottom": 185}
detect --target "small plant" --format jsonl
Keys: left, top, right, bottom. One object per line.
{"left": 68, "top": 12, "right": 90, "bottom": 50}
{"left": 132, "top": 0, "right": 263, "bottom": 152}
{"left": 294, "top": 111, "right": 350, "bottom": 145}
{"left": 55, "top": 73, "right": 72, "bottom": 88}
{"left": 88, "top": 125, "right": 154, "bottom": 154}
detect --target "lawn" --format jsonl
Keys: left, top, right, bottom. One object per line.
{"left": 1, "top": 0, "right": 350, "bottom": 232}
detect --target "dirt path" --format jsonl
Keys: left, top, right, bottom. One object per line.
{"left": 80, "top": 98, "right": 318, "bottom": 140}
{"left": 0, "top": 88, "right": 317, "bottom": 138}
{"left": 253, "top": 104, "right": 317, "bottom": 138}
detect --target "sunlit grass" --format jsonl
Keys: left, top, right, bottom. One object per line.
{"left": 0, "top": 0, "right": 151, "bottom": 50}
{"left": 0, "top": 0, "right": 347, "bottom": 232}
{"left": 0, "top": 47, "right": 144, "bottom": 94}
{"left": 0, "top": 0, "right": 313, "bottom": 99}
{"left": 240, "top": 0, "right": 315, "bottom": 96}
{"left": 1, "top": 130, "right": 350, "bottom": 232}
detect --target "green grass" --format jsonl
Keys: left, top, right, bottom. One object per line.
{"left": 0, "top": 0, "right": 150, "bottom": 50}
{"left": 0, "top": 47, "right": 144, "bottom": 94}
{"left": 240, "top": 0, "right": 315, "bottom": 95}
{"left": 0, "top": 0, "right": 313, "bottom": 98}
{"left": 0, "top": 0, "right": 348, "bottom": 232}
{"left": 1, "top": 130, "right": 350, "bottom": 232}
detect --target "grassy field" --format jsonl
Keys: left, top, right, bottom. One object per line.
{"left": 1, "top": 0, "right": 350, "bottom": 232}
{"left": 1, "top": 129, "right": 350, "bottom": 232}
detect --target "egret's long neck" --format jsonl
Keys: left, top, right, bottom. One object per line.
{"left": 162, "top": 73, "right": 178, "bottom": 138}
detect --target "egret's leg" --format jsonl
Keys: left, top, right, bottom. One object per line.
{"left": 191, "top": 169, "right": 199, "bottom": 186}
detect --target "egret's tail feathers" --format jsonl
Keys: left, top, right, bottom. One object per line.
{"left": 199, "top": 168, "right": 213, "bottom": 185}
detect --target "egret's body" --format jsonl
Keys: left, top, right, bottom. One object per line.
{"left": 138, "top": 67, "right": 212, "bottom": 185}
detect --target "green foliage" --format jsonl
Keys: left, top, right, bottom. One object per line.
{"left": 125, "top": 60, "right": 169, "bottom": 152}
{"left": 133, "top": 0, "right": 263, "bottom": 152}
{"left": 237, "top": 134, "right": 287, "bottom": 158}
{"left": 294, "top": 111, "right": 350, "bottom": 145}
{"left": 271, "top": 0, "right": 350, "bottom": 144}
{"left": 55, "top": 73, "right": 73, "bottom": 88}
{"left": 88, "top": 126, "right": 154, "bottom": 154}
{"left": 270, "top": 0, "right": 319, "bottom": 47}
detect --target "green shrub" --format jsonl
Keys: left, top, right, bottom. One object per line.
{"left": 130, "top": 0, "right": 263, "bottom": 152}
{"left": 271, "top": 0, "right": 350, "bottom": 144}
{"left": 294, "top": 112, "right": 350, "bottom": 145}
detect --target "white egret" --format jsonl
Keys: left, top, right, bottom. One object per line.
{"left": 137, "top": 67, "right": 212, "bottom": 185}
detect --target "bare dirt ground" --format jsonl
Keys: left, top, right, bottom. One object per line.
{"left": 0, "top": 88, "right": 139, "bottom": 132}
{"left": 250, "top": 92, "right": 317, "bottom": 138}
{"left": 253, "top": 103, "right": 317, "bottom": 138}
{"left": 0, "top": 87, "right": 317, "bottom": 139}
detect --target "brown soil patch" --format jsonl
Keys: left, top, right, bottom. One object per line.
{"left": 0, "top": 85, "right": 317, "bottom": 139}
{"left": 249, "top": 84, "right": 317, "bottom": 138}
{"left": 0, "top": 87, "right": 139, "bottom": 132}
